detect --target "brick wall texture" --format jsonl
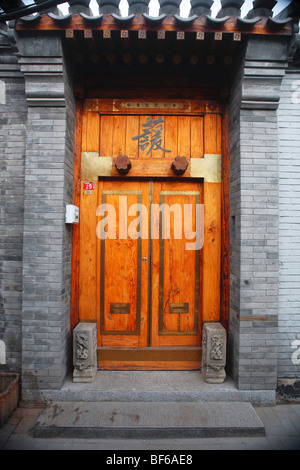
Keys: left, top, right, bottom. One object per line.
{"left": 278, "top": 71, "right": 300, "bottom": 380}
{"left": 0, "top": 34, "right": 27, "bottom": 373}
{"left": 20, "top": 36, "right": 76, "bottom": 395}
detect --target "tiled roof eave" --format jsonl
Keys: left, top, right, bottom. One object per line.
{"left": 15, "top": 12, "right": 294, "bottom": 36}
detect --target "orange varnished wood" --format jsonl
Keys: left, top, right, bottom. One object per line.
{"left": 126, "top": 115, "right": 139, "bottom": 158}
{"left": 151, "top": 180, "right": 202, "bottom": 348}
{"left": 70, "top": 101, "right": 83, "bottom": 332}
{"left": 99, "top": 115, "right": 113, "bottom": 156}
{"left": 178, "top": 116, "right": 191, "bottom": 158}
{"left": 86, "top": 111, "right": 100, "bottom": 152}
{"left": 78, "top": 181, "right": 100, "bottom": 322}
{"left": 98, "top": 361, "right": 201, "bottom": 370}
{"left": 204, "top": 113, "right": 222, "bottom": 155}
{"left": 164, "top": 116, "right": 178, "bottom": 156}
{"left": 85, "top": 98, "right": 220, "bottom": 115}
{"left": 98, "top": 113, "right": 215, "bottom": 166}
{"left": 202, "top": 182, "right": 221, "bottom": 322}
{"left": 202, "top": 112, "right": 222, "bottom": 322}
{"left": 75, "top": 97, "right": 224, "bottom": 369}
{"left": 191, "top": 116, "right": 204, "bottom": 158}
{"left": 81, "top": 108, "right": 88, "bottom": 152}
{"left": 97, "top": 180, "right": 149, "bottom": 348}
{"left": 112, "top": 115, "right": 126, "bottom": 157}
{"left": 111, "top": 158, "right": 191, "bottom": 178}
{"left": 220, "top": 105, "right": 230, "bottom": 331}
{"left": 78, "top": 107, "right": 101, "bottom": 323}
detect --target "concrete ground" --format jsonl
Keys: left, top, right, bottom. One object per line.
{"left": 1, "top": 402, "right": 300, "bottom": 450}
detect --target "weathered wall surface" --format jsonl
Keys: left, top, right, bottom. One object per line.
{"left": 0, "top": 30, "right": 27, "bottom": 372}
{"left": 278, "top": 69, "right": 300, "bottom": 384}
{"left": 0, "top": 28, "right": 76, "bottom": 399}
{"left": 17, "top": 33, "right": 76, "bottom": 398}
{"left": 228, "top": 36, "right": 289, "bottom": 397}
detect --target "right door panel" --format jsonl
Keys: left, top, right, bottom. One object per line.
{"left": 151, "top": 180, "right": 203, "bottom": 348}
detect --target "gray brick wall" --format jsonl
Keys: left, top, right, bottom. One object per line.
{"left": 227, "top": 48, "right": 243, "bottom": 383}
{"left": 17, "top": 33, "right": 76, "bottom": 397}
{"left": 238, "top": 106, "right": 279, "bottom": 390}
{"left": 0, "top": 32, "right": 27, "bottom": 372}
{"left": 227, "top": 36, "right": 288, "bottom": 392}
{"left": 278, "top": 70, "right": 300, "bottom": 380}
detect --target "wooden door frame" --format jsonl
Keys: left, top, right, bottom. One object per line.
{"left": 220, "top": 105, "right": 229, "bottom": 332}
{"left": 70, "top": 99, "right": 83, "bottom": 332}
{"left": 70, "top": 99, "right": 230, "bottom": 344}
{"left": 97, "top": 178, "right": 203, "bottom": 370}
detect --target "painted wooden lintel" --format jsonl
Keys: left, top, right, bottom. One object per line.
{"left": 81, "top": 152, "right": 221, "bottom": 182}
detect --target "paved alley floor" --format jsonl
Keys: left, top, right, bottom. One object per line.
{"left": 0, "top": 402, "right": 300, "bottom": 450}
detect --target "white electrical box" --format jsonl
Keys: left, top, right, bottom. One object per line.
{"left": 66, "top": 205, "right": 79, "bottom": 224}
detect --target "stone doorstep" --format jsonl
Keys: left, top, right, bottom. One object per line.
{"left": 22, "top": 371, "right": 276, "bottom": 406}
{"left": 30, "top": 371, "right": 268, "bottom": 439}
{"left": 33, "top": 401, "right": 265, "bottom": 439}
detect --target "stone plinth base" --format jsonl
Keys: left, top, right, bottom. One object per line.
{"left": 73, "top": 323, "right": 97, "bottom": 383}
{"left": 202, "top": 322, "right": 226, "bottom": 384}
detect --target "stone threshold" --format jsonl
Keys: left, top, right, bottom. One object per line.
{"left": 22, "top": 371, "right": 276, "bottom": 406}
{"left": 33, "top": 401, "right": 265, "bottom": 439}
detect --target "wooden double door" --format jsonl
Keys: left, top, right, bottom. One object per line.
{"left": 75, "top": 98, "right": 223, "bottom": 370}
{"left": 97, "top": 178, "right": 202, "bottom": 369}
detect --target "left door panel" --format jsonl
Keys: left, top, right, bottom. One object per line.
{"left": 97, "top": 180, "right": 150, "bottom": 348}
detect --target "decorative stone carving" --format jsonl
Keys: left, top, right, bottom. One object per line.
{"left": 73, "top": 323, "right": 97, "bottom": 382}
{"left": 202, "top": 322, "right": 226, "bottom": 383}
